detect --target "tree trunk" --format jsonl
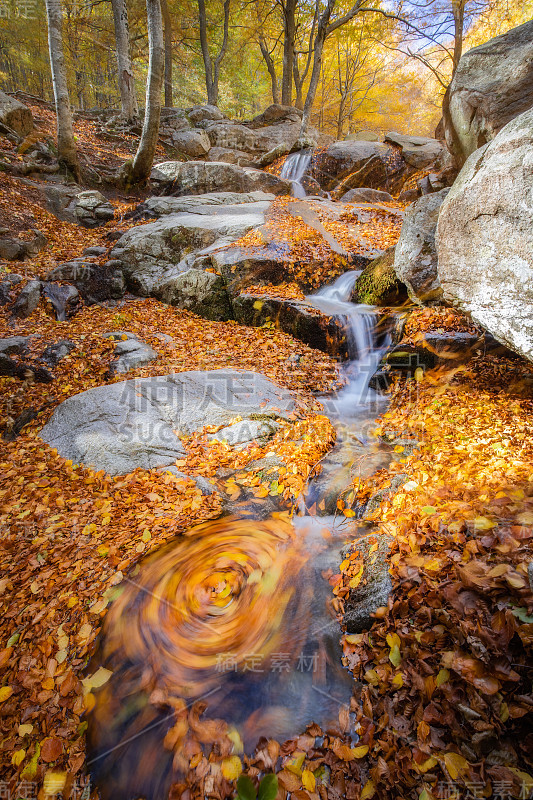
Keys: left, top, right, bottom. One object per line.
{"left": 293, "top": 60, "right": 304, "bottom": 109}
{"left": 198, "top": 0, "right": 230, "bottom": 107}
{"left": 281, "top": 0, "right": 296, "bottom": 106}
{"left": 127, "top": 0, "right": 164, "bottom": 185}
{"left": 299, "top": 7, "right": 330, "bottom": 138}
{"left": 111, "top": 0, "right": 138, "bottom": 120}
{"left": 258, "top": 37, "right": 279, "bottom": 105}
{"left": 161, "top": 0, "right": 173, "bottom": 106}
{"left": 300, "top": 0, "right": 362, "bottom": 138}
{"left": 44, "top": 0, "right": 80, "bottom": 180}
{"left": 451, "top": 0, "right": 464, "bottom": 77}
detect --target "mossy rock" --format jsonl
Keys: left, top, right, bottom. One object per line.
{"left": 352, "top": 246, "right": 408, "bottom": 306}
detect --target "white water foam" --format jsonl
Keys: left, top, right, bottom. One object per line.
{"left": 280, "top": 150, "right": 313, "bottom": 198}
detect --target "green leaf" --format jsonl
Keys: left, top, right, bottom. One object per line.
{"left": 258, "top": 774, "right": 278, "bottom": 800}
{"left": 512, "top": 607, "right": 533, "bottom": 624}
{"left": 236, "top": 775, "right": 256, "bottom": 800}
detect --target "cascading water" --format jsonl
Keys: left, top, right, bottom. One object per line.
{"left": 85, "top": 269, "right": 393, "bottom": 800}
{"left": 280, "top": 149, "right": 313, "bottom": 198}
{"left": 310, "top": 271, "right": 391, "bottom": 414}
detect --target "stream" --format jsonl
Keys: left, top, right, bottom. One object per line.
{"left": 86, "top": 184, "right": 395, "bottom": 800}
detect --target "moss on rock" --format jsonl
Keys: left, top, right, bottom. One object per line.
{"left": 352, "top": 246, "right": 408, "bottom": 306}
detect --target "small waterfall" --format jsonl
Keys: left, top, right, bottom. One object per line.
{"left": 308, "top": 271, "right": 391, "bottom": 414}
{"left": 280, "top": 149, "right": 313, "bottom": 198}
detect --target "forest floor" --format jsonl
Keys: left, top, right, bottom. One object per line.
{"left": 0, "top": 127, "right": 532, "bottom": 800}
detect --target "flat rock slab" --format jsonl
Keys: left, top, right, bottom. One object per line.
{"left": 139, "top": 191, "right": 275, "bottom": 218}
{"left": 40, "top": 369, "right": 295, "bottom": 476}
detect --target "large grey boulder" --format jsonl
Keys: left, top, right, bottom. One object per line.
{"left": 151, "top": 160, "right": 291, "bottom": 196}
{"left": 312, "top": 140, "right": 410, "bottom": 194}
{"left": 109, "top": 201, "right": 270, "bottom": 316}
{"left": 248, "top": 104, "right": 302, "bottom": 128}
{"left": 46, "top": 261, "right": 125, "bottom": 304}
{"left": 187, "top": 104, "right": 227, "bottom": 125}
{"left": 394, "top": 188, "right": 449, "bottom": 305}
{"left": 0, "top": 90, "right": 33, "bottom": 137}
{"left": 384, "top": 131, "right": 448, "bottom": 170}
{"left": 443, "top": 20, "right": 533, "bottom": 167}
{"left": 42, "top": 282, "right": 80, "bottom": 321}
{"left": 11, "top": 280, "right": 42, "bottom": 317}
{"left": 0, "top": 273, "right": 23, "bottom": 305}
{"left": 341, "top": 187, "right": 393, "bottom": 204}
{"left": 0, "top": 228, "right": 46, "bottom": 261}
{"left": 73, "top": 190, "right": 114, "bottom": 228}
{"left": 157, "top": 268, "right": 232, "bottom": 321}
{"left": 206, "top": 147, "right": 254, "bottom": 166}
{"left": 436, "top": 108, "right": 533, "bottom": 362}
{"left": 40, "top": 370, "right": 295, "bottom": 476}
{"left": 205, "top": 122, "right": 260, "bottom": 153}
{"left": 24, "top": 183, "right": 114, "bottom": 227}
{"left": 171, "top": 129, "right": 211, "bottom": 158}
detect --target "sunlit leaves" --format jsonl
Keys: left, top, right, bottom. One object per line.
{"left": 221, "top": 755, "right": 243, "bottom": 780}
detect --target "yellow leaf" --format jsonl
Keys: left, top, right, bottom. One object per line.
{"left": 351, "top": 745, "right": 369, "bottom": 758}
{"left": 253, "top": 300, "right": 264, "bottom": 310}
{"left": 82, "top": 523, "right": 97, "bottom": 536}
{"left": 30, "top": 581, "right": 39, "bottom": 594}
{"left": 56, "top": 649, "right": 67, "bottom": 664}
{"left": 286, "top": 751, "right": 305, "bottom": 775}
{"left": 0, "top": 686, "right": 13, "bottom": 702}
{"left": 78, "top": 623, "right": 92, "bottom": 639}
{"left": 386, "top": 632, "right": 401, "bottom": 667}
{"left": 436, "top": 669, "right": 449, "bottom": 687}
{"left": 43, "top": 772, "right": 67, "bottom": 795}
{"left": 227, "top": 726, "right": 243, "bottom": 754}
{"left": 221, "top": 755, "right": 242, "bottom": 780}
{"left": 392, "top": 672, "right": 404, "bottom": 688}
{"left": 12, "top": 749, "right": 25, "bottom": 766}
{"left": 18, "top": 724, "right": 33, "bottom": 737}
{"left": 417, "top": 756, "right": 438, "bottom": 773}
{"left": 473, "top": 516, "right": 496, "bottom": 531}
{"left": 302, "top": 769, "right": 316, "bottom": 791}
{"left": 82, "top": 666, "right": 112, "bottom": 692}
{"left": 423, "top": 557, "right": 442, "bottom": 571}
{"left": 89, "top": 598, "right": 108, "bottom": 615}
{"left": 414, "top": 367, "right": 424, "bottom": 382}
{"left": 349, "top": 564, "right": 364, "bottom": 588}
{"left": 509, "top": 769, "right": 533, "bottom": 794}
{"left": 83, "top": 692, "right": 96, "bottom": 712}
{"left": 364, "top": 669, "right": 379, "bottom": 685}
{"left": 361, "top": 779, "right": 375, "bottom": 800}
{"left": 142, "top": 529, "right": 151, "bottom": 542}
{"left": 443, "top": 752, "right": 469, "bottom": 780}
